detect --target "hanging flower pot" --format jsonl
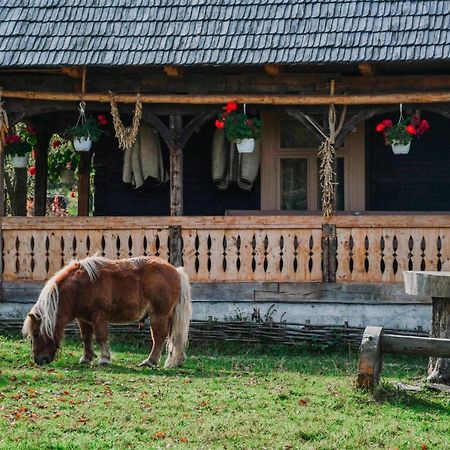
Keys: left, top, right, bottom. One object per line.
{"left": 236, "top": 138, "right": 255, "bottom": 153}
{"left": 59, "top": 168, "right": 75, "bottom": 184}
{"left": 215, "top": 102, "right": 262, "bottom": 152}
{"left": 391, "top": 141, "right": 411, "bottom": 155}
{"left": 73, "top": 136, "right": 92, "bottom": 152}
{"left": 11, "top": 155, "right": 28, "bottom": 168}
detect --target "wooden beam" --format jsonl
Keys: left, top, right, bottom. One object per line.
{"left": 13, "top": 167, "right": 27, "bottom": 216}
{"left": 60, "top": 66, "right": 84, "bottom": 79}
{"left": 358, "top": 63, "right": 377, "bottom": 77}
{"left": 4, "top": 89, "right": 450, "bottom": 105}
{"left": 264, "top": 64, "right": 283, "bottom": 76}
{"left": 34, "top": 134, "right": 49, "bottom": 216}
{"left": 164, "top": 66, "right": 184, "bottom": 78}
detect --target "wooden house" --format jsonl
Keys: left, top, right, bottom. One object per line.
{"left": 1, "top": 1, "right": 450, "bottom": 330}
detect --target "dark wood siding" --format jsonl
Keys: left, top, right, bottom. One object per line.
{"left": 94, "top": 120, "right": 260, "bottom": 216}
{"left": 366, "top": 111, "right": 450, "bottom": 211}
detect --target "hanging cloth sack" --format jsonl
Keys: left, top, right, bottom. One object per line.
{"left": 123, "top": 123, "right": 168, "bottom": 189}
{"left": 237, "top": 139, "right": 261, "bottom": 191}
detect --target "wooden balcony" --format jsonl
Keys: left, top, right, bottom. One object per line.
{"left": 2, "top": 215, "right": 450, "bottom": 283}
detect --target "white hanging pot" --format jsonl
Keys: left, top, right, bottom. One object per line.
{"left": 391, "top": 141, "right": 411, "bottom": 155}
{"left": 73, "top": 137, "right": 92, "bottom": 152}
{"left": 236, "top": 138, "right": 255, "bottom": 153}
{"left": 11, "top": 155, "right": 28, "bottom": 168}
{"left": 59, "top": 169, "right": 75, "bottom": 184}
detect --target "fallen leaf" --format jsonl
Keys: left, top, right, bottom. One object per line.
{"left": 180, "top": 437, "right": 188, "bottom": 443}
{"left": 298, "top": 399, "right": 308, "bottom": 406}
{"left": 153, "top": 431, "right": 166, "bottom": 440}
{"left": 421, "top": 445, "right": 428, "bottom": 450}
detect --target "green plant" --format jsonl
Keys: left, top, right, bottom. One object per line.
{"left": 65, "top": 116, "right": 103, "bottom": 142}
{"left": 3, "top": 122, "right": 37, "bottom": 156}
{"left": 215, "top": 102, "right": 262, "bottom": 141}
{"left": 47, "top": 135, "right": 80, "bottom": 184}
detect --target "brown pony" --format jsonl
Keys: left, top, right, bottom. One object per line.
{"left": 22, "top": 256, "right": 192, "bottom": 368}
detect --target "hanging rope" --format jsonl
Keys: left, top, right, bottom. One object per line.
{"left": 109, "top": 91, "right": 143, "bottom": 150}
{"left": 303, "top": 101, "right": 346, "bottom": 217}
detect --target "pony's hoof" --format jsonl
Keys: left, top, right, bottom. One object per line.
{"left": 79, "top": 356, "right": 93, "bottom": 365}
{"left": 138, "top": 359, "right": 157, "bottom": 368}
{"left": 99, "top": 358, "right": 111, "bottom": 366}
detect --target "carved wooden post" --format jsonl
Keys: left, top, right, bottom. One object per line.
{"left": 34, "top": 133, "right": 49, "bottom": 216}
{"left": 13, "top": 167, "right": 27, "bottom": 216}
{"left": 77, "top": 151, "right": 91, "bottom": 216}
{"left": 357, "top": 326, "right": 383, "bottom": 391}
{"left": 169, "top": 114, "right": 183, "bottom": 267}
{"left": 322, "top": 224, "right": 337, "bottom": 283}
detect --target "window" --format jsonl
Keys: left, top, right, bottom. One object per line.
{"left": 261, "top": 113, "right": 365, "bottom": 211}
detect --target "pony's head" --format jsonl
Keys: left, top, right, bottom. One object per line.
{"left": 22, "top": 310, "right": 59, "bottom": 365}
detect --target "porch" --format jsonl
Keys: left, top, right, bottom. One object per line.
{"left": 3, "top": 213, "right": 447, "bottom": 330}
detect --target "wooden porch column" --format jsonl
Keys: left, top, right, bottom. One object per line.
{"left": 13, "top": 167, "right": 27, "bottom": 216}
{"left": 169, "top": 114, "right": 183, "bottom": 267}
{"left": 322, "top": 224, "right": 337, "bottom": 283}
{"left": 34, "top": 133, "right": 49, "bottom": 216}
{"left": 77, "top": 152, "right": 91, "bottom": 216}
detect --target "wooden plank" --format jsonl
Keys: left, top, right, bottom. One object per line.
{"left": 357, "top": 326, "right": 383, "bottom": 391}
{"left": 4, "top": 89, "right": 450, "bottom": 105}
{"left": 382, "top": 334, "right": 450, "bottom": 358}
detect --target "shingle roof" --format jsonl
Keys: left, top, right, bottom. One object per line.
{"left": 1, "top": 0, "right": 450, "bottom": 67}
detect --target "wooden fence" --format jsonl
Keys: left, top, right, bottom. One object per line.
{"left": 2, "top": 215, "right": 450, "bottom": 283}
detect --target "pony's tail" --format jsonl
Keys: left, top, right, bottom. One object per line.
{"left": 164, "top": 267, "right": 192, "bottom": 368}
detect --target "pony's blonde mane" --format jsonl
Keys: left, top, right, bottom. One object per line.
{"left": 23, "top": 256, "right": 108, "bottom": 339}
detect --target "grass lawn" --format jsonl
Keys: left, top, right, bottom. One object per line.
{"left": 0, "top": 333, "right": 449, "bottom": 450}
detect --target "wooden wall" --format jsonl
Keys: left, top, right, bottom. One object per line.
{"left": 94, "top": 118, "right": 260, "bottom": 216}
{"left": 366, "top": 111, "right": 450, "bottom": 211}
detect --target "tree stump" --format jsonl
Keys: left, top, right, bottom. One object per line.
{"left": 404, "top": 271, "right": 450, "bottom": 384}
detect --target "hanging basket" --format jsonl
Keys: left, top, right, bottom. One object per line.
{"left": 391, "top": 141, "right": 411, "bottom": 155}
{"left": 236, "top": 138, "right": 255, "bottom": 153}
{"left": 59, "top": 169, "right": 75, "bottom": 184}
{"left": 11, "top": 155, "right": 28, "bottom": 168}
{"left": 73, "top": 137, "right": 92, "bottom": 152}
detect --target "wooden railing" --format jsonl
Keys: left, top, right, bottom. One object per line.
{"left": 2, "top": 215, "right": 450, "bottom": 283}
{"left": 334, "top": 215, "right": 450, "bottom": 283}
{"left": 1, "top": 216, "right": 323, "bottom": 282}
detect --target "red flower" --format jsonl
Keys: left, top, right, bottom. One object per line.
{"left": 98, "top": 114, "right": 108, "bottom": 126}
{"left": 26, "top": 125, "right": 36, "bottom": 134}
{"left": 382, "top": 119, "right": 393, "bottom": 128}
{"left": 52, "top": 140, "right": 62, "bottom": 149}
{"left": 70, "top": 191, "right": 76, "bottom": 198}
{"left": 224, "top": 102, "right": 238, "bottom": 113}
{"left": 246, "top": 119, "right": 253, "bottom": 125}
{"left": 411, "top": 115, "right": 420, "bottom": 126}
{"left": 375, "top": 123, "right": 385, "bottom": 132}
{"left": 215, "top": 119, "right": 225, "bottom": 129}
{"left": 27, "top": 166, "right": 36, "bottom": 176}
{"left": 406, "top": 124, "right": 417, "bottom": 135}
{"left": 418, "top": 119, "right": 430, "bottom": 132}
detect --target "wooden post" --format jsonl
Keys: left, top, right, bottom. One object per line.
{"left": 77, "top": 152, "right": 91, "bottom": 216}
{"left": 356, "top": 326, "right": 383, "bottom": 391}
{"left": 34, "top": 135, "right": 49, "bottom": 216}
{"left": 428, "top": 297, "right": 450, "bottom": 384}
{"left": 169, "top": 114, "right": 183, "bottom": 266}
{"left": 322, "top": 224, "right": 337, "bottom": 283}
{"left": 13, "top": 167, "right": 27, "bottom": 216}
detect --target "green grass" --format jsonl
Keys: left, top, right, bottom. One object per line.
{"left": 0, "top": 334, "right": 449, "bottom": 450}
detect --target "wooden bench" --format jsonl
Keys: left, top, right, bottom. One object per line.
{"left": 356, "top": 326, "right": 450, "bottom": 391}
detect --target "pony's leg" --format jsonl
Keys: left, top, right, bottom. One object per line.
{"left": 92, "top": 318, "right": 111, "bottom": 365}
{"left": 77, "top": 319, "right": 95, "bottom": 364}
{"left": 139, "top": 315, "right": 169, "bottom": 368}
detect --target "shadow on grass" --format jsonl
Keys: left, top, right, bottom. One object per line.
{"left": 374, "top": 383, "right": 450, "bottom": 414}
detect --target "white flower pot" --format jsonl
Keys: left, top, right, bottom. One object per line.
{"left": 236, "top": 138, "right": 255, "bottom": 153}
{"left": 391, "top": 141, "right": 411, "bottom": 155}
{"left": 59, "top": 169, "right": 75, "bottom": 184}
{"left": 11, "top": 155, "right": 28, "bottom": 168}
{"left": 73, "top": 137, "right": 92, "bottom": 152}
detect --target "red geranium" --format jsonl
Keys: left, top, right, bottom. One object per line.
{"left": 224, "top": 102, "right": 238, "bottom": 113}
{"left": 406, "top": 124, "right": 416, "bottom": 135}
{"left": 28, "top": 166, "right": 36, "bottom": 176}
{"left": 376, "top": 116, "right": 429, "bottom": 145}
{"left": 52, "top": 140, "right": 62, "bottom": 149}
{"left": 97, "top": 114, "right": 108, "bottom": 126}
{"left": 215, "top": 119, "right": 225, "bottom": 129}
